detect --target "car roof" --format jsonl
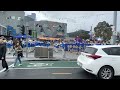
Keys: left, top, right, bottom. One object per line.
{"left": 87, "top": 45, "right": 120, "bottom": 49}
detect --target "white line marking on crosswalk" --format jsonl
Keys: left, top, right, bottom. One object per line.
{"left": 0, "top": 63, "right": 14, "bottom": 73}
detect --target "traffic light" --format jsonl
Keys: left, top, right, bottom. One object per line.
{"left": 39, "top": 25, "right": 44, "bottom": 32}
{"left": 28, "top": 30, "right": 32, "bottom": 35}
{"left": 21, "top": 25, "right": 25, "bottom": 35}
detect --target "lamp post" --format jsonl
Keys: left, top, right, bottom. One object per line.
{"left": 25, "top": 22, "right": 29, "bottom": 58}
{"left": 111, "top": 11, "right": 117, "bottom": 45}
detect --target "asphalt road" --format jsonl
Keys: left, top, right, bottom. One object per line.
{"left": 0, "top": 61, "right": 13, "bottom": 70}
{"left": 0, "top": 60, "right": 97, "bottom": 79}
{"left": 0, "top": 68, "right": 97, "bottom": 79}
{"left": 0, "top": 60, "right": 120, "bottom": 79}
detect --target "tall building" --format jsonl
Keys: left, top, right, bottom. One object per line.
{"left": 0, "top": 11, "right": 25, "bottom": 35}
{"left": 20, "top": 14, "right": 36, "bottom": 35}
{"left": 27, "top": 13, "right": 36, "bottom": 20}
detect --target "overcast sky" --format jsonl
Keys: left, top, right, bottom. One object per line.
{"left": 25, "top": 11, "right": 120, "bottom": 33}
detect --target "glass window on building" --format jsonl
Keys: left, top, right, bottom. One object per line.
{"left": 11, "top": 16, "right": 15, "bottom": 19}
{"left": 18, "top": 17, "right": 21, "bottom": 20}
{"left": 0, "top": 25, "right": 7, "bottom": 35}
{"left": 2, "top": 27, "right": 7, "bottom": 35}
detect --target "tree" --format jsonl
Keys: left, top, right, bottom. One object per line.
{"left": 117, "top": 32, "right": 120, "bottom": 41}
{"left": 67, "top": 30, "right": 90, "bottom": 39}
{"left": 94, "top": 21, "right": 112, "bottom": 41}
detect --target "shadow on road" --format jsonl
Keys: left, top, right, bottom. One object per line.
{"left": 77, "top": 69, "right": 97, "bottom": 79}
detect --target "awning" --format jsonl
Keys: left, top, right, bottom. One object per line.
{"left": 39, "top": 37, "right": 61, "bottom": 41}
{"left": 14, "top": 34, "right": 32, "bottom": 38}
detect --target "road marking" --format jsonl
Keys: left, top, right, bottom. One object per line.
{"left": 9, "top": 67, "right": 80, "bottom": 69}
{"left": 0, "top": 63, "right": 14, "bottom": 73}
{"left": 27, "top": 63, "right": 54, "bottom": 67}
{"left": 10, "top": 68, "right": 47, "bottom": 69}
{"left": 8, "top": 64, "right": 14, "bottom": 67}
{"left": 0, "top": 68, "right": 6, "bottom": 73}
{"left": 52, "top": 73, "right": 72, "bottom": 75}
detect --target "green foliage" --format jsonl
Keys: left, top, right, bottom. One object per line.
{"left": 67, "top": 30, "right": 90, "bottom": 39}
{"left": 94, "top": 21, "right": 112, "bottom": 41}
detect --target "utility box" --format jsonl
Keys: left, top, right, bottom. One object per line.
{"left": 34, "top": 46, "right": 53, "bottom": 58}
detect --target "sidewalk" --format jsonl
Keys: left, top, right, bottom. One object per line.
{"left": 6, "top": 51, "right": 79, "bottom": 62}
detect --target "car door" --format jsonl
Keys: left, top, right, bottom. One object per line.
{"left": 102, "top": 47, "right": 120, "bottom": 75}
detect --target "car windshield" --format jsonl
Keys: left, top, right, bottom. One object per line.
{"left": 84, "top": 47, "right": 98, "bottom": 54}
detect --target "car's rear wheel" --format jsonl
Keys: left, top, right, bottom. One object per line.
{"left": 98, "top": 66, "right": 114, "bottom": 79}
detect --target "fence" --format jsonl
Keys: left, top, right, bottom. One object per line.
{"left": 6, "top": 42, "right": 102, "bottom": 52}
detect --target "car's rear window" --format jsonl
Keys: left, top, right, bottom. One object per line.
{"left": 84, "top": 47, "right": 98, "bottom": 54}
{"left": 102, "top": 47, "right": 120, "bottom": 55}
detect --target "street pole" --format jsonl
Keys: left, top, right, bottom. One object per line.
{"left": 91, "top": 26, "right": 92, "bottom": 40}
{"left": 26, "top": 23, "right": 29, "bottom": 58}
{"left": 34, "top": 22, "right": 37, "bottom": 39}
{"left": 111, "top": 11, "right": 117, "bottom": 45}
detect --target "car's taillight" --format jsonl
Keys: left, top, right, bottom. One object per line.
{"left": 86, "top": 55, "right": 102, "bottom": 60}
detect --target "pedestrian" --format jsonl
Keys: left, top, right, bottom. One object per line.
{"left": 18, "top": 38, "right": 24, "bottom": 57}
{"left": 13, "top": 38, "right": 19, "bottom": 56}
{"left": 76, "top": 44, "right": 79, "bottom": 55}
{"left": 0, "top": 37, "right": 9, "bottom": 72}
{"left": 7, "top": 39, "right": 13, "bottom": 54}
{"left": 63, "top": 40, "right": 67, "bottom": 58}
{"left": 12, "top": 42, "right": 23, "bottom": 67}
{"left": 69, "top": 44, "right": 73, "bottom": 53}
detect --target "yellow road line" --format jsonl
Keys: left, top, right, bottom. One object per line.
{"left": 52, "top": 73, "right": 72, "bottom": 75}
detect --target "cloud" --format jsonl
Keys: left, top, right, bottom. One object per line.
{"left": 25, "top": 11, "right": 120, "bottom": 33}
{"left": 25, "top": 11, "right": 49, "bottom": 20}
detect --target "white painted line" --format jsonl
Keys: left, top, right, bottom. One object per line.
{"left": 10, "top": 68, "right": 47, "bottom": 69}
{"left": 9, "top": 67, "right": 80, "bottom": 69}
{"left": 0, "top": 68, "right": 6, "bottom": 73}
{"left": 52, "top": 73, "right": 72, "bottom": 75}
{"left": 0, "top": 63, "right": 14, "bottom": 73}
{"left": 8, "top": 64, "right": 14, "bottom": 68}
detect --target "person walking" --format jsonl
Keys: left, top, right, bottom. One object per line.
{"left": 0, "top": 37, "right": 9, "bottom": 72}
{"left": 63, "top": 40, "right": 68, "bottom": 58}
{"left": 12, "top": 42, "right": 23, "bottom": 67}
{"left": 7, "top": 39, "right": 13, "bottom": 54}
{"left": 18, "top": 38, "right": 24, "bottom": 57}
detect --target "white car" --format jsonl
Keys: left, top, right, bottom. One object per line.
{"left": 77, "top": 45, "right": 120, "bottom": 79}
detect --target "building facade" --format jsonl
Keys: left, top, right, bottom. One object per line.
{"left": 0, "top": 11, "right": 37, "bottom": 37}
{"left": 27, "top": 20, "right": 67, "bottom": 39}
{"left": 0, "top": 11, "right": 25, "bottom": 35}
{"left": 27, "top": 13, "right": 36, "bottom": 20}
{"left": 0, "top": 24, "right": 7, "bottom": 35}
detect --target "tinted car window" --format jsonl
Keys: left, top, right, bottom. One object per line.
{"left": 84, "top": 47, "right": 98, "bottom": 54}
{"left": 102, "top": 47, "right": 120, "bottom": 55}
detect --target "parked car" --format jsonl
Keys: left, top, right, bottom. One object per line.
{"left": 77, "top": 45, "right": 120, "bottom": 79}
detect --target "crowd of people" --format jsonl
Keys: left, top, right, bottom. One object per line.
{"left": 4, "top": 36, "right": 120, "bottom": 57}
{"left": 1, "top": 35, "right": 120, "bottom": 71}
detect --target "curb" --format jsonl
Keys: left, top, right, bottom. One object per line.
{"left": 25, "top": 57, "right": 77, "bottom": 61}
